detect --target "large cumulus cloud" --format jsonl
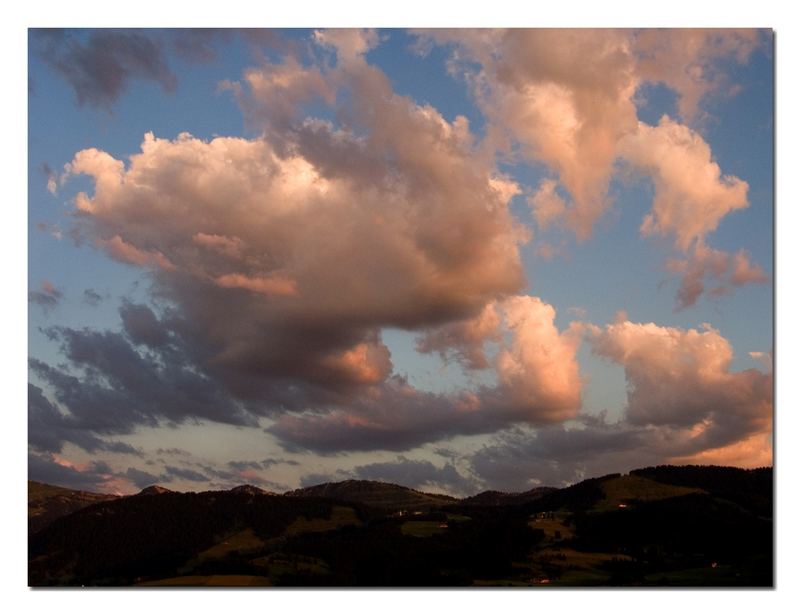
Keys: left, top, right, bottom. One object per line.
{"left": 418, "top": 28, "right": 768, "bottom": 305}
{"left": 268, "top": 295, "right": 584, "bottom": 452}
{"left": 36, "top": 30, "right": 591, "bottom": 454}
{"left": 464, "top": 316, "right": 772, "bottom": 490}
{"left": 587, "top": 319, "right": 772, "bottom": 454}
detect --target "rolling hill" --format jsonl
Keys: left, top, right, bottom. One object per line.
{"left": 28, "top": 465, "right": 773, "bottom": 587}
{"left": 460, "top": 486, "right": 555, "bottom": 506}
{"left": 28, "top": 480, "right": 119, "bottom": 535}
{"left": 284, "top": 479, "right": 456, "bottom": 511}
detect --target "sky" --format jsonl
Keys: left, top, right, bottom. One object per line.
{"left": 27, "top": 27, "right": 774, "bottom": 496}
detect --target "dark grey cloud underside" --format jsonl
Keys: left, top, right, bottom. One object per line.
{"left": 29, "top": 289, "right": 62, "bottom": 313}
{"left": 31, "top": 29, "right": 293, "bottom": 110}
{"left": 32, "top": 29, "right": 177, "bottom": 110}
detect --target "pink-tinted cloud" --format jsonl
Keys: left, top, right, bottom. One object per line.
{"left": 416, "top": 29, "right": 764, "bottom": 308}
{"left": 465, "top": 316, "right": 772, "bottom": 490}
{"left": 616, "top": 116, "right": 765, "bottom": 307}
{"left": 749, "top": 351, "right": 773, "bottom": 372}
{"left": 633, "top": 29, "right": 763, "bottom": 123}
{"left": 424, "top": 29, "right": 638, "bottom": 240}
{"left": 668, "top": 431, "right": 772, "bottom": 468}
{"left": 588, "top": 319, "right": 772, "bottom": 456}
{"left": 271, "top": 295, "right": 584, "bottom": 451}
{"left": 61, "top": 31, "right": 530, "bottom": 430}
{"left": 222, "top": 56, "right": 335, "bottom": 132}
{"left": 416, "top": 303, "right": 502, "bottom": 370}
{"left": 731, "top": 249, "right": 768, "bottom": 286}
{"left": 313, "top": 28, "right": 380, "bottom": 64}
{"left": 46, "top": 29, "right": 770, "bottom": 461}
{"left": 419, "top": 30, "right": 762, "bottom": 239}
{"left": 321, "top": 336, "right": 393, "bottom": 385}
{"left": 100, "top": 235, "right": 176, "bottom": 271}
{"left": 192, "top": 233, "right": 245, "bottom": 260}
{"left": 495, "top": 296, "right": 583, "bottom": 422}
{"left": 619, "top": 117, "right": 749, "bottom": 252}
{"left": 29, "top": 279, "right": 63, "bottom": 313}
{"left": 528, "top": 178, "right": 568, "bottom": 231}
{"left": 667, "top": 243, "right": 768, "bottom": 309}
{"left": 214, "top": 273, "right": 297, "bottom": 297}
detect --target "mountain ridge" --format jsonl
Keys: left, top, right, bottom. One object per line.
{"left": 284, "top": 479, "right": 457, "bottom": 511}
{"left": 28, "top": 465, "right": 773, "bottom": 587}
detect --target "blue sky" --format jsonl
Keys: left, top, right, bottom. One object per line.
{"left": 27, "top": 28, "right": 774, "bottom": 495}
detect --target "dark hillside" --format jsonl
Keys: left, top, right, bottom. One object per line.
{"left": 28, "top": 480, "right": 118, "bottom": 535}
{"left": 286, "top": 480, "right": 456, "bottom": 511}
{"left": 630, "top": 465, "right": 772, "bottom": 517}
{"left": 29, "top": 489, "right": 358, "bottom": 585}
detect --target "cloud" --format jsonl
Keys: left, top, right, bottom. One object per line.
{"left": 227, "top": 460, "right": 263, "bottom": 471}
{"left": 269, "top": 295, "right": 584, "bottom": 452}
{"left": 494, "top": 296, "right": 583, "bottom": 421}
{"left": 29, "top": 303, "right": 258, "bottom": 453}
{"left": 419, "top": 29, "right": 762, "bottom": 239}
{"left": 119, "top": 301, "right": 171, "bottom": 348}
{"left": 667, "top": 244, "right": 768, "bottom": 309}
{"left": 28, "top": 383, "right": 141, "bottom": 455}
{"left": 193, "top": 461, "right": 288, "bottom": 491}
{"left": 29, "top": 280, "right": 63, "bottom": 313}
{"left": 749, "top": 351, "right": 773, "bottom": 372}
{"left": 124, "top": 466, "right": 164, "bottom": 489}
{"left": 164, "top": 465, "right": 209, "bottom": 482}
{"left": 618, "top": 117, "right": 749, "bottom": 252}
{"left": 528, "top": 179, "right": 569, "bottom": 231}
{"left": 49, "top": 33, "right": 548, "bottom": 452}
{"left": 214, "top": 272, "right": 298, "bottom": 296}
{"left": 262, "top": 457, "right": 300, "bottom": 468}
{"left": 587, "top": 318, "right": 772, "bottom": 456}
{"left": 32, "top": 29, "right": 177, "bottom": 110}
{"left": 156, "top": 447, "right": 191, "bottom": 457}
{"left": 730, "top": 249, "right": 769, "bottom": 286}
{"left": 466, "top": 317, "right": 771, "bottom": 490}
{"left": 351, "top": 456, "right": 478, "bottom": 496}
{"left": 35, "top": 29, "right": 770, "bottom": 466}
{"left": 420, "top": 29, "right": 639, "bottom": 240}
{"left": 468, "top": 420, "right": 653, "bottom": 490}
{"left": 667, "top": 431, "right": 772, "bottom": 468}
{"left": 41, "top": 162, "right": 58, "bottom": 194}
{"left": 29, "top": 451, "right": 120, "bottom": 493}
{"left": 298, "top": 455, "right": 477, "bottom": 496}
{"left": 415, "top": 303, "right": 502, "bottom": 370}
{"left": 415, "top": 29, "right": 764, "bottom": 307}
{"left": 169, "top": 29, "right": 233, "bottom": 63}
{"left": 99, "top": 235, "right": 176, "bottom": 271}
{"left": 82, "top": 288, "right": 104, "bottom": 306}
{"left": 633, "top": 29, "right": 764, "bottom": 123}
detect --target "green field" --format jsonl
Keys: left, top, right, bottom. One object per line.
{"left": 401, "top": 520, "right": 448, "bottom": 537}
{"left": 284, "top": 505, "right": 361, "bottom": 536}
{"left": 645, "top": 564, "right": 742, "bottom": 586}
{"left": 251, "top": 553, "right": 331, "bottom": 580}
{"left": 195, "top": 528, "right": 265, "bottom": 562}
{"left": 528, "top": 515, "right": 573, "bottom": 541}
{"left": 595, "top": 475, "right": 703, "bottom": 511}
